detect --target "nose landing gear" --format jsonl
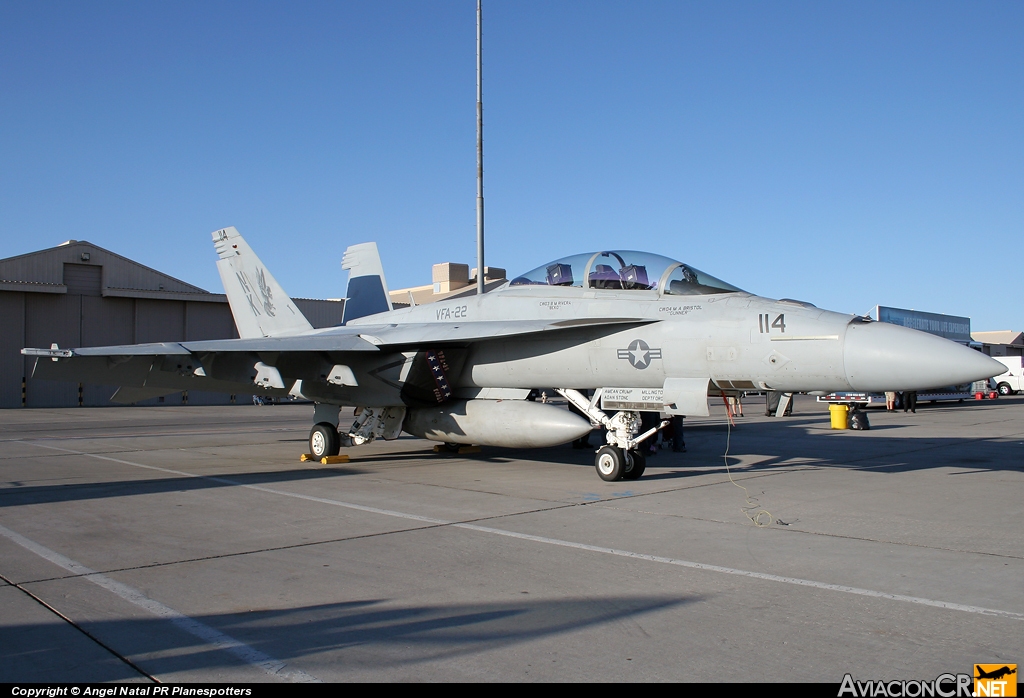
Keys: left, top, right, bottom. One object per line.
{"left": 557, "top": 389, "right": 665, "bottom": 481}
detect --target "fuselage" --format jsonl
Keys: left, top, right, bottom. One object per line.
{"left": 346, "top": 283, "right": 995, "bottom": 398}
{"left": 23, "top": 243, "right": 1006, "bottom": 452}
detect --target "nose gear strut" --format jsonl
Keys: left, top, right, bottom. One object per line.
{"left": 555, "top": 388, "right": 669, "bottom": 481}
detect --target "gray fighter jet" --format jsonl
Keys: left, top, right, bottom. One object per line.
{"left": 23, "top": 227, "right": 1004, "bottom": 481}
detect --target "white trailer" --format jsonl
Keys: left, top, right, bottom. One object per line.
{"left": 993, "top": 356, "right": 1024, "bottom": 395}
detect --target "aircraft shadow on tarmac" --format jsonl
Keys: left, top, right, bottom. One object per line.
{"left": 3, "top": 416, "right": 1020, "bottom": 507}
{"left": 480, "top": 410, "right": 1023, "bottom": 480}
{"left": 0, "top": 465, "right": 378, "bottom": 508}
{"left": 0, "top": 595, "right": 695, "bottom": 680}
{"left": 4, "top": 397, "right": 1019, "bottom": 505}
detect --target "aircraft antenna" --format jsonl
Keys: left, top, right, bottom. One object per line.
{"left": 476, "top": 0, "right": 485, "bottom": 294}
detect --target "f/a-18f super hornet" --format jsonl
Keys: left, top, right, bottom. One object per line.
{"left": 24, "top": 227, "right": 1004, "bottom": 481}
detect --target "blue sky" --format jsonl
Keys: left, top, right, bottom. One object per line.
{"left": 1, "top": 1, "right": 1021, "bottom": 330}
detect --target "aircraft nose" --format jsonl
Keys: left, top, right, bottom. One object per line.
{"left": 843, "top": 321, "right": 1005, "bottom": 391}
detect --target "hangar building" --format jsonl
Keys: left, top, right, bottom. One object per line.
{"left": 971, "top": 331, "right": 1024, "bottom": 358}
{"left": 0, "top": 240, "right": 344, "bottom": 408}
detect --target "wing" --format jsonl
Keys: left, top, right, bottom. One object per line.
{"left": 23, "top": 317, "right": 655, "bottom": 403}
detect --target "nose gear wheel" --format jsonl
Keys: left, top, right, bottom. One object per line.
{"left": 595, "top": 446, "right": 627, "bottom": 481}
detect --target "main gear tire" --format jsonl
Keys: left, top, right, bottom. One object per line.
{"left": 595, "top": 446, "right": 626, "bottom": 481}
{"left": 622, "top": 450, "right": 646, "bottom": 480}
{"left": 309, "top": 423, "right": 340, "bottom": 459}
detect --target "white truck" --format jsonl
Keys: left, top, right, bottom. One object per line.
{"left": 993, "top": 356, "right": 1024, "bottom": 395}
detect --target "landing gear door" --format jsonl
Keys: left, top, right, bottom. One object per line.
{"left": 662, "top": 377, "right": 711, "bottom": 417}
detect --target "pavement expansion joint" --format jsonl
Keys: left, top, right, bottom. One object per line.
{"left": 0, "top": 569, "right": 157, "bottom": 682}
{"left": 9, "top": 413, "right": 1024, "bottom": 634}
{"left": 11, "top": 523, "right": 452, "bottom": 586}
{"left": 8, "top": 502, "right": 581, "bottom": 587}
{"left": 0, "top": 524, "right": 322, "bottom": 683}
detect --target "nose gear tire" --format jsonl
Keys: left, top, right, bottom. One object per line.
{"left": 595, "top": 445, "right": 627, "bottom": 481}
{"left": 622, "top": 450, "right": 646, "bottom": 480}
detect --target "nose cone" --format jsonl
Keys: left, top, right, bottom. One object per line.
{"left": 844, "top": 321, "right": 1005, "bottom": 391}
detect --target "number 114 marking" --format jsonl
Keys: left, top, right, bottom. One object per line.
{"left": 758, "top": 313, "right": 786, "bottom": 333}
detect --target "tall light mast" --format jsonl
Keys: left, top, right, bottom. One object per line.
{"left": 476, "top": 0, "right": 485, "bottom": 294}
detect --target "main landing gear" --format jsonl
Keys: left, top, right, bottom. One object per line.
{"left": 557, "top": 389, "right": 665, "bottom": 482}
{"left": 309, "top": 423, "right": 340, "bottom": 459}
{"left": 307, "top": 404, "right": 407, "bottom": 460}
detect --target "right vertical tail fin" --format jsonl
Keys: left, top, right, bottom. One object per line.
{"left": 341, "top": 242, "right": 393, "bottom": 324}
{"left": 212, "top": 227, "right": 313, "bottom": 338}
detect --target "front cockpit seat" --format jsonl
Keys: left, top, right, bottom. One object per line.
{"left": 546, "top": 263, "right": 574, "bottom": 286}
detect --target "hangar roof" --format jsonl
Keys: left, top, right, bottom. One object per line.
{"left": 972, "top": 330, "right": 1024, "bottom": 346}
{"left": 0, "top": 240, "right": 223, "bottom": 301}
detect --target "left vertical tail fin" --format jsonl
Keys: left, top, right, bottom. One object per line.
{"left": 212, "top": 227, "right": 313, "bottom": 338}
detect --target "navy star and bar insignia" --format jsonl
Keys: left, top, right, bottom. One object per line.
{"left": 617, "top": 339, "right": 662, "bottom": 369}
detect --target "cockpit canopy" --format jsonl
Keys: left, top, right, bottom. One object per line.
{"left": 509, "top": 250, "right": 742, "bottom": 295}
